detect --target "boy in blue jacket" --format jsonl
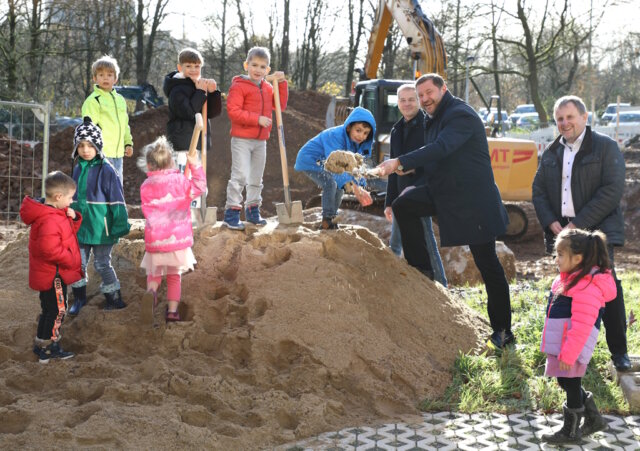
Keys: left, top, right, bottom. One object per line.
{"left": 295, "top": 107, "right": 375, "bottom": 229}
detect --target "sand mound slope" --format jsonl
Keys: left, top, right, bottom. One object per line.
{"left": 0, "top": 222, "right": 487, "bottom": 449}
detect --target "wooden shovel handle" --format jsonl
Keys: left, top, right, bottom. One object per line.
{"left": 184, "top": 113, "right": 203, "bottom": 178}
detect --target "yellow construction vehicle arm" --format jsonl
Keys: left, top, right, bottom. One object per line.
{"left": 364, "top": 0, "right": 447, "bottom": 80}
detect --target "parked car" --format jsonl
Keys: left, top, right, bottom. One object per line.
{"left": 509, "top": 104, "right": 536, "bottom": 125}
{"left": 515, "top": 112, "right": 540, "bottom": 129}
{"left": 616, "top": 110, "right": 640, "bottom": 126}
{"left": 485, "top": 110, "right": 511, "bottom": 130}
{"left": 601, "top": 103, "right": 631, "bottom": 124}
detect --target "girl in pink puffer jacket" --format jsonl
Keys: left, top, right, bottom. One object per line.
{"left": 139, "top": 136, "right": 206, "bottom": 322}
{"left": 540, "top": 228, "right": 617, "bottom": 444}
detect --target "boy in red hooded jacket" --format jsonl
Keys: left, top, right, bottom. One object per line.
{"left": 19, "top": 171, "right": 82, "bottom": 363}
{"left": 223, "top": 46, "right": 288, "bottom": 230}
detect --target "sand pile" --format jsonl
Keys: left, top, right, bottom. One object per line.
{"left": 0, "top": 221, "right": 487, "bottom": 449}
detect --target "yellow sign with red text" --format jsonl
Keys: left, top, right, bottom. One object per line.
{"left": 487, "top": 138, "right": 538, "bottom": 201}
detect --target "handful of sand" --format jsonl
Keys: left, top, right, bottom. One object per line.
{"left": 324, "top": 150, "right": 364, "bottom": 174}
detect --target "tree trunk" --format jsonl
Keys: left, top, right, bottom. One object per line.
{"left": 236, "top": 0, "right": 250, "bottom": 55}
{"left": 280, "top": 0, "right": 290, "bottom": 73}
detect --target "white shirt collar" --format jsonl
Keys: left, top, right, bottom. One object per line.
{"left": 560, "top": 127, "right": 587, "bottom": 151}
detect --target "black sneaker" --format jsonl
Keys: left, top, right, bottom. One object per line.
{"left": 39, "top": 342, "right": 75, "bottom": 364}
{"left": 488, "top": 330, "right": 515, "bottom": 349}
{"left": 612, "top": 353, "right": 632, "bottom": 372}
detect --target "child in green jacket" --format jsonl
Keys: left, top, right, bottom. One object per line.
{"left": 68, "top": 118, "right": 131, "bottom": 314}
{"left": 81, "top": 55, "right": 133, "bottom": 186}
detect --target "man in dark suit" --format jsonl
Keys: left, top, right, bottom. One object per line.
{"left": 533, "top": 95, "right": 630, "bottom": 371}
{"left": 377, "top": 73, "right": 513, "bottom": 349}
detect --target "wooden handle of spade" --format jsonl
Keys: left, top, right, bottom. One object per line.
{"left": 266, "top": 75, "right": 291, "bottom": 197}
{"left": 183, "top": 113, "right": 203, "bottom": 178}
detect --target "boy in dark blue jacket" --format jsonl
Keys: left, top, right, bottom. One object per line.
{"left": 163, "top": 47, "right": 222, "bottom": 172}
{"left": 295, "top": 107, "right": 375, "bottom": 229}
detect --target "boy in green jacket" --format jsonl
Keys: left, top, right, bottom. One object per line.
{"left": 81, "top": 55, "right": 133, "bottom": 185}
{"left": 68, "top": 118, "right": 131, "bottom": 314}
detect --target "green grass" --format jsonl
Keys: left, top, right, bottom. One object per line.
{"left": 420, "top": 271, "right": 640, "bottom": 414}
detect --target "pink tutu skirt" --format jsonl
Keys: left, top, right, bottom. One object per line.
{"left": 140, "top": 248, "right": 196, "bottom": 277}
{"left": 545, "top": 355, "right": 589, "bottom": 378}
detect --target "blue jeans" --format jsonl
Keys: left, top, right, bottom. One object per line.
{"left": 390, "top": 213, "right": 447, "bottom": 287}
{"left": 302, "top": 170, "right": 344, "bottom": 218}
{"left": 106, "top": 157, "right": 124, "bottom": 186}
{"left": 70, "top": 243, "right": 120, "bottom": 293}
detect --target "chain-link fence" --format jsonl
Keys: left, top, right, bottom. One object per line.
{"left": 0, "top": 100, "right": 51, "bottom": 221}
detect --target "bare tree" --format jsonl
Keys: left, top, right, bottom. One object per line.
{"left": 495, "top": 0, "right": 592, "bottom": 126}
{"left": 345, "top": 0, "right": 365, "bottom": 95}
{"left": 235, "top": 0, "right": 251, "bottom": 55}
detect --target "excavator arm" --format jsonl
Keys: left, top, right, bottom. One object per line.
{"left": 363, "top": 0, "right": 447, "bottom": 80}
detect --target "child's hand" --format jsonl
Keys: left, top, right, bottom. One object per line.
{"left": 559, "top": 361, "right": 572, "bottom": 371}
{"left": 195, "top": 78, "right": 207, "bottom": 92}
{"left": 354, "top": 185, "right": 373, "bottom": 207}
{"left": 384, "top": 206, "right": 393, "bottom": 222}
{"left": 258, "top": 116, "right": 272, "bottom": 127}
{"left": 273, "top": 71, "right": 285, "bottom": 81}
{"left": 186, "top": 152, "right": 201, "bottom": 167}
{"left": 205, "top": 78, "right": 217, "bottom": 92}
{"left": 125, "top": 145, "right": 133, "bottom": 157}
{"left": 66, "top": 208, "right": 76, "bottom": 219}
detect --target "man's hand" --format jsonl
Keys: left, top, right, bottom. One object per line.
{"left": 66, "top": 208, "right": 76, "bottom": 219}
{"left": 258, "top": 116, "right": 272, "bottom": 127}
{"left": 565, "top": 222, "right": 576, "bottom": 230}
{"left": 384, "top": 206, "right": 393, "bottom": 222}
{"left": 559, "top": 361, "right": 572, "bottom": 371}
{"left": 549, "top": 221, "right": 563, "bottom": 235}
{"left": 376, "top": 158, "right": 400, "bottom": 177}
{"left": 124, "top": 145, "right": 133, "bottom": 157}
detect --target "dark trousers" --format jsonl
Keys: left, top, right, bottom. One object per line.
{"left": 37, "top": 281, "right": 67, "bottom": 341}
{"left": 604, "top": 245, "right": 628, "bottom": 356}
{"left": 557, "top": 377, "right": 586, "bottom": 409}
{"left": 392, "top": 184, "right": 511, "bottom": 332}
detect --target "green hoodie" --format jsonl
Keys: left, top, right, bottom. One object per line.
{"left": 71, "top": 157, "right": 130, "bottom": 245}
{"left": 81, "top": 85, "right": 133, "bottom": 158}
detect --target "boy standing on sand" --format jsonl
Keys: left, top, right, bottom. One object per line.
{"left": 223, "top": 46, "right": 288, "bottom": 230}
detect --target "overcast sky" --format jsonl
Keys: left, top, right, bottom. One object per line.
{"left": 161, "top": 0, "right": 638, "bottom": 59}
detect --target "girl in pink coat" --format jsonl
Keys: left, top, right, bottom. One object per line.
{"left": 138, "top": 136, "right": 206, "bottom": 323}
{"left": 541, "top": 228, "right": 617, "bottom": 444}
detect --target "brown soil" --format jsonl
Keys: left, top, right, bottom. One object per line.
{"left": 0, "top": 221, "right": 487, "bottom": 449}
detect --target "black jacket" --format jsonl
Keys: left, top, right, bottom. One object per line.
{"left": 398, "top": 91, "right": 508, "bottom": 247}
{"left": 162, "top": 71, "right": 222, "bottom": 151}
{"left": 385, "top": 109, "right": 430, "bottom": 208}
{"left": 532, "top": 127, "right": 625, "bottom": 247}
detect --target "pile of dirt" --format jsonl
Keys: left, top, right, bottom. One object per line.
{"left": 0, "top": 222, "right": 487, "bottom": 449}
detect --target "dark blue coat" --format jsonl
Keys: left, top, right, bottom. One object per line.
{"left": 398, "top": 91, "right": 508, "bottom": 247}
{"left": 163, "top": 71, "right": 222, "bottom": 151}
{"left": 532, "top": 127, "right": 625, "bottom": 248}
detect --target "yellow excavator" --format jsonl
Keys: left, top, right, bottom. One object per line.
{"left": 330, "top": 0, "right": 541, "bottom": 241}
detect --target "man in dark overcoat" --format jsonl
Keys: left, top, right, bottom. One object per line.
{"left": 376, "top": 73, "right": 513, "bottom": 348}
{"left": 533, "top": 95, "right": 630, "bottom": 371}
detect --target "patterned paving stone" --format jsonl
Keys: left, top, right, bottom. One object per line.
{"left": 275, "top": 412, "right": 640, "bottom": 450}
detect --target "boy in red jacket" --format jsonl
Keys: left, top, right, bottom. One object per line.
{"left": 223, "top": 46, "right": 288, "bottom": 230}
{"left": 19, "top": 171, "right": 83, "bottom": 363}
